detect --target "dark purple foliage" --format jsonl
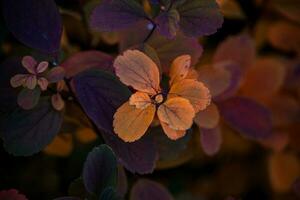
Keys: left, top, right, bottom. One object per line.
{"left": 53, "top": 197, "right": 81, "bottom": 200}
{"left": 73, "top": 70, "right": 157, "bottom": 174}
{"left": 200, "top": 127, "right": 222, "bottom": 156}
{"left": 176, "top": 0, "right": 223, "bottom": 37}
{"left": 1, "top": 99, "right": 63, "bottom": 156}
{"left": 218, "top": 97, "right": 273, "bottom": 139}
{"left": 2, "top": 0, "right": 62, "bottom": 54}
{"left": 83, "top": 145, "right": 117, "bottom": 195}
{"left": 130, "top": 179, "right": 173, "bottom": 200}
{"left": 90, "top": 0, "right": 147, "bottom": 32}
{"left": 61, "top": 51, "right": 114, "bottom": 78}
{"left": 100, "top": 187, "right": 121, "bottom": 200}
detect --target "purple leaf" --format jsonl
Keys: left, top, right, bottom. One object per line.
{"left": 0, "top": 189, "right": 28, "bottom": 200}
{"left": 213, "top": 62, "right": 243, "bottom": 102}
{"left": 73, "top": 70, "right": 157, "bottom": 174}
{"left": 61, "top": 51, "right": 114, "bottom": 78}
{"left": 116, "top": 166, "right": 128, "bottom": 197}
{"left": 156, "top": 9, "right": 180, "bottom": 39}
{"left": 1, "top": 99, "right": 63, "bottom": 156}
{"left": 130, "top": 179, "right": 174, "bottom": 200}
{"left": 213, "top": 33, "right": 255, "bottom": 71}
{"left": 83, "top": 145, "right": 117, "bottom": 195}
{"left": 2, "top": 0, "right": 62, "bottom": 53}
{"left": 176, "top": 0, "right": 223, "bottom": 37}
{"left": 218, "top": 97, "right": 272, "bottom": 139}
{"left": 200, "top": 127, "right": 222, "bottom": 156}
{"left": 90, "top": 0, "right": 147, "bottom": 32}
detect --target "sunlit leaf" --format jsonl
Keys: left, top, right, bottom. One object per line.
{"left": 114, "top": 50, "right": 160, "bottom": 94}
{"left": 218, "top": 97, "right": 272, "bottom": 139}
{"left": 130, "top": 179, "right": 173, "bottom": 200}
{"left": 2, "top": 0, "right": 62, "bottom": 53}
{"left": 61, "top": 51, "right": 114, "bottom": 78}
{"left": 168, "top": 79, "right": 211, "bottom": 113}
{"left": 129, "top": 92, "right": 152, "bottom": 109}
{"left": 83, "top": 145, "right": 117, "bottom": 195}
{"left": 169, "top": 55, "right": 192, "bottom": 85}
{"left": 157, "top": 97, "right": 195, "bottom": 133}
{"left": 113, "top": 102, "right": 156, "bottom": 142}
{"left": 1, "top": 99, "right": 63, "bottom": 156}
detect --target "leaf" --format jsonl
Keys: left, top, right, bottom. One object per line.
{"left": 43, "top": 134, "right": 73, "bottom": 157}
{"left": 130, "top": 179, "right": 173, "bottom": 200}
{"left": 217, "top": 0, "right": 245, "bottom": 19}
{"left": 83, "top": 145, "right": 118, "bottom": 195}
{"left": 2, "top": 0, "right": 62, "bottom": 53}
{"left": 169, "top": 55, "right": 192, "bottom": 85}
{"left": 213, "top": 33, "right": 255, "bottom": 71}
{"left": 47, "top": 67, "right": 65, "bottom": 83}
{"left": 17, "top": 87, "right": 41, "bottom": 110}
{"left": 176, "top": 0, "right": 223, "bottom": 37}
{"left": 241, "top": 57, "right": 286, "bottom": 101}
{"left": 53, "top": 197, "right": 81, "bottom": 200}
{"left": 0, "top": 189, "right": 28, "bottom": 200}
{"left": 269, "top": 152, "right": 300, "bottom": 192}
{"left": 150, "top": 126, "right": 193, "bottom": 169}
{"left": 1, "top": 99, "right": 63, "bottom": 156}
{"left": 160, "top": 122, "right": 186, "bottom": 140}
{"left": 61, "top": 51, "right": 114, "bottom": 78}
{"left": 157, "top": 97, "right": 195, "bottom": 132}
{"left": 73, "top": 69, "right": 157, "bottom": 174}
{"left": 129, "top": 92, "right": 152, "bottom": 109}
{"left": 90, "top": 0, "right": 147, "bottom": 32}
{"left": 268, "top": 21, "right": 300, "bottom": 53}
{"left": 114, "top": 50, "right": 160, "bottom": 94}
{"left": 194, "top": 102, "right": 220, "bottom": 129}
{"left": 218, "top": 97, "right": 272, "bottom": 139}
{"left": 113, "top": 102, "right": 156, "bottom": 142}
{"left": 200, "top": 127, "right": 222, "bottom": 156}
{"left": 116, "top": 166, "right": 128, "bottom": 197}
{"left": 68, "top": 177, "right": 87, "bottom": 199}
{"left": 100, "top": 187, "right": 122, "bottom": 200}
{"left": 156, "top": 9, "right": 180, "bottom": 39}
{"left": 168, "top": 79, "right": 211, "bottom": 113}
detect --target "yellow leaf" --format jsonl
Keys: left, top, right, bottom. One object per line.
{"left": 157, "top": 97, "right": 195, "bottom": 131}
{"left": 194, "top": 103, "right": 220, "bottom": 129}
{"left": 169, "top": 55, "right": 192, "bottom": 85}
{"left": 160, "top": 121, "right": 186, "bottom": 140}
{"left": 113, "top": 101, "right": 156, "bottom": 142}
{"left": 168, "top": 79, "right": 211, "bottom": 113}
{"left": 269, "top": 152, "right": 300, "bottom": 192}
{"left": 43, "top": 134, "right": 73, "bottom": 157}
{"left": 129, "top": 92, "right": 152, "bottom": 109}
{"left": 114, "top": 50, "right": 160, "bottom": 94}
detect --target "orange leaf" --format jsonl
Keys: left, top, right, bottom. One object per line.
{"left": 43, "top": 134, "right": 73, "bottom": 157}
{"left": 157, "top": 97, "right": 195, "bottom": 131}
{"left": 160, "top": 121, "right": 186, "bottom": 140}
{"left": 194, "top": 103, "right": 220, "bottom": 129}
{"left": 129, "top": 92, "right": 152, "bottom": 109}
{"left": 241, "top": 57, "right": 286, "bottom": 101}
{"left": 113, "top": 101, "right": 156, "bottom": 142}
{"left": 114, "top": 50, "right": 160, "bottom": 94}
{"left": 168, "top": 79, "right": 211, "bottom": 113}
{"left": 169, "top": 55, "right": 191, "bottom": 85}
{"left": 76, "top": 128, "right": 98, "bottom": 144}
{"left": 269, "top": 152, "right": 300, "bottom": 192}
